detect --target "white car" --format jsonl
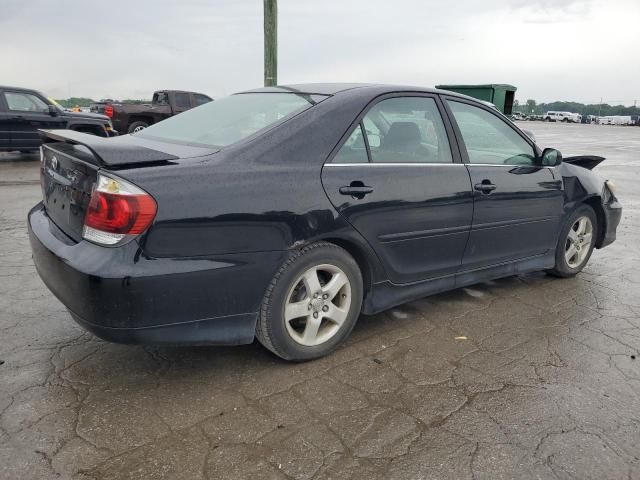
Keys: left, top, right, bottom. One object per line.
{"left": 599, "top": 116, "right": 633, "bottom": 126}
{"left": 543, "top": 111, "right": 582, "bottom": 123}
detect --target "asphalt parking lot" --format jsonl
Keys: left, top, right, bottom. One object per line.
{"left": 1, "top": 123, "right": 639, "bottom": 479}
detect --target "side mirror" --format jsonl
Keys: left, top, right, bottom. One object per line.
{"left": 541, "top": 148, "right": 562, "bottom": 166}
{"left": 47, "top": 105, "right": 59, "bottom": 116}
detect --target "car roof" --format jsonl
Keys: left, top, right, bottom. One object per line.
{"left": 241, "top": 83, "right": 468, "bottom": 98}
{"left": 0, "top": 85, "right": 40, "bottom": 93}
{"left": 156, "top": 90, "right": 211, "bottom": 96}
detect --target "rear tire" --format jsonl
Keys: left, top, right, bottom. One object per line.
{"left": 256, "top": 242, "right": 363, "bottom": 361}
{"left": 128, "top": 121, "right": 149, "bottom": 134}
{"left": 548, "top": 204, "right": 597, "bottom": 278}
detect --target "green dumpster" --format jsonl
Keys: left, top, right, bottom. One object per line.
{"left": 435, "top": 84, "right": 517, "bottom": 115}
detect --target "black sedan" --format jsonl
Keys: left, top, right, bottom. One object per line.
{"left": 28, "top": 84, "right": 622, "bottom": 361}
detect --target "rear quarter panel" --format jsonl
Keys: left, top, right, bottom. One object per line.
{"left": 119, "top": 89, "right": 389, "bottom": 281}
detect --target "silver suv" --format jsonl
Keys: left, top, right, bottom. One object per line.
{"left": 543, "top": 111, "right": 582, "bottom": 123}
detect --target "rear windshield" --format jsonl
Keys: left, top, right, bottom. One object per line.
{"left": 136, "top": 92, "right": 321, "bottom": 148}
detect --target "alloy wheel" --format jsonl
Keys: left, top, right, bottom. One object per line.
{"left": 565, "top": 216, "right": 594, "bottom": 268}
{"left": 283, "top": 264, "right": 351, "bottom": 346}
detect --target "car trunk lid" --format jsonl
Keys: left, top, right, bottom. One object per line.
{"left": 40, "top": 143, "right": 99, "bottom": 242}
{"left": 39, "top": 129, "right": 216, "bottom": 242}
{"left": 42, "top": 129, "right": 181, "bottom": 167}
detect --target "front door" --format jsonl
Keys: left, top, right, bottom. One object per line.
{"left": 444, "top": 98, "right": 564, "bottom": 270}
{"left": 2, "top": 90, "right": 65, "bottom": 149}
{"left": 322, "top": 95, "right": 474, "bottom": 285}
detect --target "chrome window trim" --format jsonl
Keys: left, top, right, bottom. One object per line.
{"left": 324, "top": 162, "right": 463, "bottom": 167}
{"left": 324, "top": 162, "right": 548, "bottom": 168}
{"left": 465, "top": 163, "right": 539, "bottom": 167}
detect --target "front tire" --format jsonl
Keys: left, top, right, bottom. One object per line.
{"left": 256, "top": 242, "right": 363, "bottom": 361}
{"left": 548, "top": 204, "right": 597, "bottom": 277}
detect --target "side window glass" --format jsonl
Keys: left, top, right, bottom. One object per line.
{"left": 5, "top": 92, "right": 48, "bottom": 112}
{"left": 193, "top": 94, "right": 211, "bottom": 106}
{"left": 362, "top": 117, "right": 381, "bottom": 148}
{"left": 363, "top": 97, "right": 453, "bottom": 163}
{"left": 447, "top": 100, "right": 535, "bottom": 165}
{"left": 175, "top": 93, "right": 191, "bottom": 108}
{"left": 332, "top": 123, "right": 369, "bottom": 164}
{"left": 154, "top": 92, "right": 169, "bottom": 105}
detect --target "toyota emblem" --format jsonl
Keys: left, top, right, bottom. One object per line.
{"left": 51, "top": 156, "right": 58, "bottom": 170}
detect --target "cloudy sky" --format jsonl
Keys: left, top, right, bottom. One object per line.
{"left": 1, "top": 0, "right": 638, "bottom": 104}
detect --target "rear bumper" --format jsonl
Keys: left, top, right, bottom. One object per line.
{"left": 69, "top": 311, "right": 258, "bottom": 346}
{"left": 28, "top": 203, "right": 288, "bottom": 345}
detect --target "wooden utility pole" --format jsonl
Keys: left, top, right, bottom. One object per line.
{"left": 264, "top": 0, "right": 277, "bottom": 87}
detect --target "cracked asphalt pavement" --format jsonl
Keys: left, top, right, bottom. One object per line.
{"left": 1, "top": 123, "right": 639, "bottom": 479}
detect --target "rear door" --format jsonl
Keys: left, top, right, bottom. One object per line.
{"left": 444, "top": 98, "right": 564, "bottom": 270}
{"left": 2, "top": 90, "right": 65, "bottom": 149}
{"left": 322, "top": 94, "right": 474, "bottom": 285}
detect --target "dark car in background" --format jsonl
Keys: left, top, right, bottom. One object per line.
{"left": 28, "top": 84, "right": 621, "bottom": 361}
{"left": 90, "top": 90, "right": 212, "bottom": 134}
{"left": 0, "top": 86, "right": 115, "bottom": 152}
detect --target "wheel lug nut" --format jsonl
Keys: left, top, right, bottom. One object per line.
{"left": 322, "top": 305, "right": 329, "bottom": 312}
{"left": 308, "top": 304, "right": 312, "bottom": 310}
{"left": 313, "top": 312, "right": 318, "bottom": 318}
{"left": 322, "top": 294, "right": 329, "bottom": 300}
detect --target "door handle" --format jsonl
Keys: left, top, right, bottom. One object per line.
{"left": 339, "top": 182, "right": 373, "bottom": 199}
{"left": 474, "top": 181, "right": 496, "bottom": 193}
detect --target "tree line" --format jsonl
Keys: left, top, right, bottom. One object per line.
{"left": 55, "top": 97, "right": 151, "bottom": 108}
{"left": 515, "top": 99, "right": 639, "bottom": 117}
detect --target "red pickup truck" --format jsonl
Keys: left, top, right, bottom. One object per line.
{"left": 90, "top": 90, "right": 212, "bottom": 134}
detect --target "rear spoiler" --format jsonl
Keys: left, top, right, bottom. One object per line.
{"left": 563, "top": 155, "right": 605, "bottom": 170}
{"left": 39, "top": 129, "right": 179, "bottom": 167}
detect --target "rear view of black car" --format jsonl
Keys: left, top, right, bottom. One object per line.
{"left": 28, "top": 84, "right": 622, "bottom": 361}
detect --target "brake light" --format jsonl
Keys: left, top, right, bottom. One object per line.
{"left": 104, "top": 105, "right": 114, "bottom": 118}
{"left": 83, "top": 173, "right": 157, "bottom": 246}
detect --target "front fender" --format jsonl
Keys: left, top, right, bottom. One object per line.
{"left": 557, "top": 162, "right": 620, "bottom": 248}
{"left": 558, "top": 162, "right": 604, "bottom": 207}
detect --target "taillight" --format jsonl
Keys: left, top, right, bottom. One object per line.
{"left": 104, "top": 105, "right": 114, "bottom": 118}
{"left": 83, "top": 173, "right": 157, "bottom": 246}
